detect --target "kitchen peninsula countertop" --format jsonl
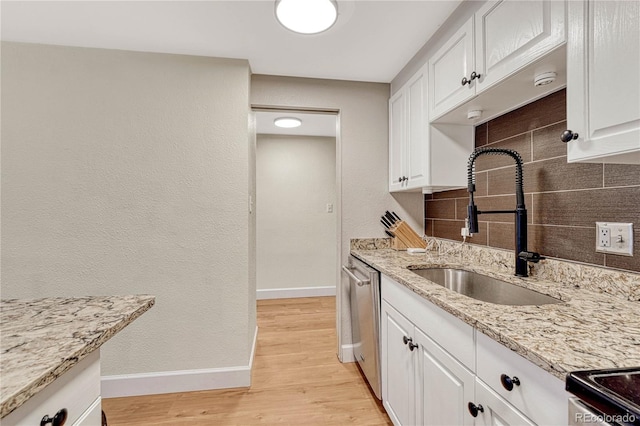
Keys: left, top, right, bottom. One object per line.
{"left": 0, "top": 295, "right": 155, "bottom": 418}
{"left": 351, "top": 245, "right": 640, "bottom": 380}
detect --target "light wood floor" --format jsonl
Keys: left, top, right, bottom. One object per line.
{"left": 102, "top": 297, "right": 391, "bottom": 425}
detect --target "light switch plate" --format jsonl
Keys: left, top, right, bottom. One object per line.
{"left": 595, "top": 222, "right": 633, "bottom": 256}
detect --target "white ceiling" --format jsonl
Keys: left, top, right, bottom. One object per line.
{"left": 1, "top": 0, "right": 462, "bottom": 83}
{"left": 255, "top": 111, "right": 337, "bottom": 137}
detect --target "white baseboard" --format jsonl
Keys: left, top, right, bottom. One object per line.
{"left": 256, "top": 286, "right": 336, "bottom": 300}
{"left": 340, "top": 343, "right": 355, "bottom": 363}
{"left": 102, "top": 326, "right": 259, "bottom": 398}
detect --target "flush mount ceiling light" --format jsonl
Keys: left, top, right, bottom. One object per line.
{"left": 274, "top": 117, "right": 302, "bottom": 128}
{"left": 534, "top": 71, "right": 557, "bottom": 87}
{"left": 275, "top": 0, "right": 338, "bottom": 35}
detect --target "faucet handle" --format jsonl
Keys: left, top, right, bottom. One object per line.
{"left": 518, "top": 251, "right": 546, "bottom": 263}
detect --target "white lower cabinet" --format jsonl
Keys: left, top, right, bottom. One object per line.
{"left": 381, "top": 274, "right": 568, "bottom": 426}
{"left": 382, "top": 302, "right": 417, "bottom": 426}
{"left": 415, "top": 327, "right": 475, "bottom": 426}
{"left": 474, "top": 379, "right": 535, "bottom": 426}
{"left": 2, "top": 350, "right": 101, "bottom": 426}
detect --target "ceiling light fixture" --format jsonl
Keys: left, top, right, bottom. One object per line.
{"left": 275, "top": 0, "right": 338, "bottom": 35}
{"left": 274, "top": 117, "right": 302, "bottom": 128}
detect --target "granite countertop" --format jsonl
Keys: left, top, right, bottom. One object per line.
{"left": 351, "top": 244, "right": 640, "bottom": 381}
{"left": 0, "top": 295, "right": 155, "bottom": 418}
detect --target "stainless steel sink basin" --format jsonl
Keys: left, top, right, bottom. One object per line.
{"left": 409, "top": 268, "right": 561, "bottom": 306}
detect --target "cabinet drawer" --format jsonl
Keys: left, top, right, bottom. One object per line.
{"left": 475, "top": 378, "right": 535, "bottom": 426}
{"left": 476, "top": 332, "right": 568, "bottom": 426}
{"left": 381, "top": 274, "right": 475, "bottom": 370}
{"left": 2, "top": 350, "right": 100, "bottom": 426}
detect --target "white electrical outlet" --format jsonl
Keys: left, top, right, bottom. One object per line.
{"left": 596, "top": 222, "right": 633, "bottom": 256}
{"left": 599, "top": 227, "right": 610, "bottom": 247}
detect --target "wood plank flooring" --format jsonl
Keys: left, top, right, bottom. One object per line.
{"left": 102, "top": 297, "right": 391, "bottom": 425}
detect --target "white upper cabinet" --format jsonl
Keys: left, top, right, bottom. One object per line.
{"left": 389, "top": 89, "right": 406, "bottom": 192}
{"left": 475, "top": 0, "right": 566, "bottom": 92}
{"left": 390, "top": 64, "right": 473, "bottom": 193}
{"left": 428, "top": 0, "right": 566, "bottom": 124}
{"left": 429, "top": 18, "right": 475, "bottom": 120}
{"left": 566, "top": 0, "right": 640, "bottom": 164}
{"left": 389, "top": 65, "right": 430, "bottom": 192}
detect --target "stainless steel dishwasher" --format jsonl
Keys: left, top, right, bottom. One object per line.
{"left": 342, "top": 255, "right": 381, "bottom": 400}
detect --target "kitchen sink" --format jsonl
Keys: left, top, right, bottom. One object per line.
{"left": 409, "top": 268, "right": 561, "bottom": 306}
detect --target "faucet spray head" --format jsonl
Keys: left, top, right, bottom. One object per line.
{"left": 467, "top": 203, "right": 479, "bottom": 234}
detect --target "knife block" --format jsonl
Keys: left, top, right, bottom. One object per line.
{"left": 390, "top": 221, "right": 427, "bottom": 250}
{"left": 391, "top": 236, "right": 409, "bottom": 251}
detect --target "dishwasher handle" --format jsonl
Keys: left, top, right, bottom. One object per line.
{"left": 342, "top": 265, "right": 371, "bottom": 286}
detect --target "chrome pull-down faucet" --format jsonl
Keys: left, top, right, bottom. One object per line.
{"left": 466, "top": 147, "right": 544, "bottom": 277}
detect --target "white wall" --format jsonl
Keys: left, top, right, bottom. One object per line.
{"left": 250, "top": 75, "right": 424, "bottom": 355}
{"left": 1, "top": 42, "right": 256, "bottom": 382}
{"left": 256, "top": 134, "right": 336, "bottom": 292}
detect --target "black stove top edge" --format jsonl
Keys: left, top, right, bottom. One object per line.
{"left": 566, "top": 368, "right": 640, "bottom": 426}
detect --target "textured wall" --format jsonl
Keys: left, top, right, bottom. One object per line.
{"left": 425, "top": 89, "right": 640, "bottom": 273}
{"left": 256, "top": 134, "right": 337, "bottom": 290}
{"left": 1, "top": 42, "right": 255, "bottom": 375}
{"left": 251, "top": 75, "right": 424, "bottom": 350}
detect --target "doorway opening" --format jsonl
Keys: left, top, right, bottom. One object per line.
{"left": 253, "top": 108, "right": 340, "bottom": 300}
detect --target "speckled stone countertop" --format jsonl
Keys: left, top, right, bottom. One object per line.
{"left": 351, "top": 240, "right": 640, "bottom": 380}
{"left": 0, "top": 295, "right": 155, "bottom": 418}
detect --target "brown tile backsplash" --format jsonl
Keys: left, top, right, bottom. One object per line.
{"left": 474, "top": 133, "right": 532, "bottom": 172}
{"left": 425, "top": 199, "right": 456, "bottom": 220}
{"left": 487, "top": 166, "right": 519, "bottom": 196}
{"left": 525, "top": 157, "right": 604, "bottom": 193}
{"left": 529, "top": 225, "right": 605, "bottom": 266}
{"left": 431, "top": 187, "right": 468, "bottom": 200}
{"left": 532, "top": 121, "right": 568, "bottom": 161}
{"left": 433, "top": 220, "right": 487, "bottom": 245}
{"left": 475, "top": 123, "right": 488, "bottom": 147}
{"left": 533, "top": 187, "right": 640, "bottom": 227}
{"left": 424, "top": 89, "right": 640, "bottom": 273}
{"left": 604, "top": 164, "right": 640, "bottom": 187}
{"left": 487, "top": 222, "right": 516, "bottom": 251}
{"left": 455, "top": 194, "right": 533, "bottom": 223}
{"left": 487, "top": 89, "right": 566, "bottom": 143}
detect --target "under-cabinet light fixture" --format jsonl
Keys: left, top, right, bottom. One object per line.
{"left": 534, "top": 72, "right": 557, "bottom": 87}
{"left": 275, "top": 0, "right": 338, "bottom": 35}
{"left": 274, "top": 117, "right": 302, "bottom": 128}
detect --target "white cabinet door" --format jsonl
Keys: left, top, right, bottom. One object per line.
{"left": 475, "top": 379, "right": 536, "bottom": 426}
{"left": 389, "top": 89, "right": 406, "bottom": 191}
{"left": 429, "top": 17, "right": 475, "bottom": 120}
{"left": 475, "top": 0, "right": 566, "bottom": 92}
{"left": 567, "top": 0, "right": 640, "bottom": 164}
{"left": 405, "top": 67, "right": 430, "bottom": 189}
{"left": 389, "top": 64, "right": 429, "bottom": 192}
{"left": 381, "top": 301, "right": 416, "bottom": 426}
{"left": 415, "top": 328, "right": 474, "bottom": 426}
